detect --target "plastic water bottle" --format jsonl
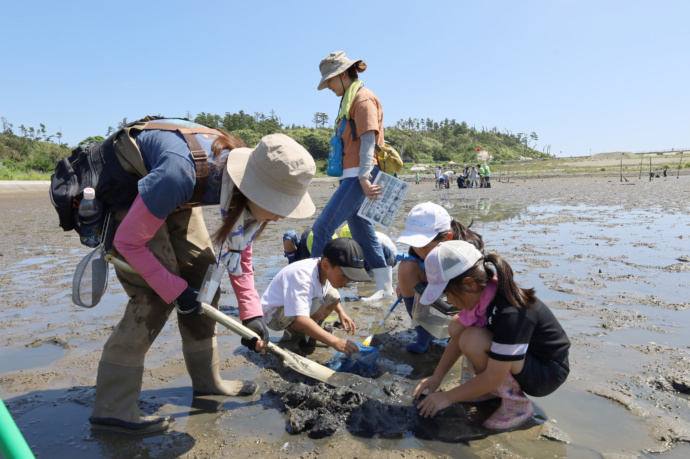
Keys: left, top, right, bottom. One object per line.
{"left": 78, "top": 187, "right": 102, "bottom": 247}
{"left": 461, "top": 356, "right": 475, "bottom": 385}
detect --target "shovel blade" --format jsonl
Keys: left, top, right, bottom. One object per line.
{"left": 202, "top": 304, "right": 371, "bottom": 387}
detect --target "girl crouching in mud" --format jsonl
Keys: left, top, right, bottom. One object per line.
{"left": 396, "top": 202, "right": 484, "bottom": 354}
{"left": 413, "top": 241, "right": 570, "bottom": 430}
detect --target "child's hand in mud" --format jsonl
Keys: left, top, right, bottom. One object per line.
{"left": 413, "top": 375, "right": 441, "bottom": 399}
{"left": 334, "top": 338, "right": 360, "bottom": 354}
{"left": 417, "top": 391, "right": 452, "bottom": 418}
{"left": 338, "top": 313, "right": 356, "bottom": 335}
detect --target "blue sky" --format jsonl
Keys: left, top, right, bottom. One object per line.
{"left": 1, "top": 0, "right": 687, "bottom": 157}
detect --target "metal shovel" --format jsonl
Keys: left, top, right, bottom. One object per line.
{"left": 104, "top": 254, "right": 369, "bottom": 387}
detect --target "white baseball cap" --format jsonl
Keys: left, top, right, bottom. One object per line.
{"left": 396, "top": 202, "right": 452, "bottom": 247}
{"left": 420, "top": 240, "right": 484, "bottom": 305}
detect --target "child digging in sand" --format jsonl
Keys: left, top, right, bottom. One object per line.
{"left": 414, "top": 241, "right": 570, "bottom": 430}
{"left": 262, "top": 237, "right": 370, "bottom": 354}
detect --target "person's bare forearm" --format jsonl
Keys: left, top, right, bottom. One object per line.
{"left": 431, "top": 336, "right": 462, "bottom": 380}
{"left": 292, "top": 316, "right": 338, "bottom": 346}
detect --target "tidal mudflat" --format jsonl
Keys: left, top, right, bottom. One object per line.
{"left": 1, "top": 174, "right": 688, "bottom": 458}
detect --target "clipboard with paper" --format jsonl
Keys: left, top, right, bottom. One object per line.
{"left": 357, "top": 173, "right": 410, "bottom": 229}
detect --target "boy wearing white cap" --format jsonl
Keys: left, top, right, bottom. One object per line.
{"left": 414, "top": 241, "right": 570, "bottom": 430}
{"left": 396, "top": 202, "right": 484, "bottom": 353}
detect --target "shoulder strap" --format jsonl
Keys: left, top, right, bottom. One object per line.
{"left": 336, "top": 85, "right": 365, "bottom": 141}
{"left": 120, "top": 118, "right": 223, "bottom": 205}
{"left": 141, "top": 122, "right": 220, "bottom": 204}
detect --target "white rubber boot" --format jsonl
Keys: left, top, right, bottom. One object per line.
{"left": 361, "top": 267, "right": 394, "bottom": 302}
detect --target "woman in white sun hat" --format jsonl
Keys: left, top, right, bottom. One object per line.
{"left": 89, "top": 119, "right": 315, "bottom": 435}
{"left": 396, "top": 202, "right": 484, "bottom": 353}
{"left": 414, "top": 240, "right": 570, "bottom": 430}
{"left": 310, "top": 51, "right": 392, "bottom": 302}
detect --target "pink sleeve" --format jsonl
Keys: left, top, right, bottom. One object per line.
{"left": 113, "top": 194, "right": 187, "bottom": 304}
{"left": 229, "top": 242, "right": 263, "bottom": 321}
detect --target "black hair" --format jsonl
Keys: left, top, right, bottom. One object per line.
{"left": 432, "top": 218, "right": 485, "bottom": 253}
{"left": 346, "top": 60, "right": 367, "bottom": 80}
{"left": 446, "top": 253, "right": 536, "bottom": 309}
{"left": 210, "top": 130, "right": 269, "bottom": 246}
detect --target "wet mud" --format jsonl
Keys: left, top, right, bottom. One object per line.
{"left": 1, "top": 174, "right": 690, "bottom": 458}
{"left": 280, "top": 381, "right": 495, "bottom": 442}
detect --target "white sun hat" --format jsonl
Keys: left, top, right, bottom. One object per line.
{"left": 396, "top": 202, "right": 452, "bottom": 248}
{"left": 420, "top": 240, "right": 484, "bottom": 305}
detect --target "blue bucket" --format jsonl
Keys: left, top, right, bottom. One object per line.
{"left": 324, "top": 343, "right": 378, "bottom": 375}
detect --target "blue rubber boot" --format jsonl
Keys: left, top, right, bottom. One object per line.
{"left": 403, "top": 296, "right": 432, "bottom": 354}
{"left": 283, "top": 231, "right": 299, "bottom": 264}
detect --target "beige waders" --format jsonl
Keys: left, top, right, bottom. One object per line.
{"left": 90, "top": 205, "right": 256, "bottom": 434}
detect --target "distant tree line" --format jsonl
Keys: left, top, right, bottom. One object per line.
{"left": 0, "top": 117, "right": 71, "bottom": 175}
{"left": 0, "top": 111, "right": 549, "bottom": 177}
{"left": 192, "top": 111, "right": 549, "bottom": 166}
{"left": 386, "top": 117, "right": 547, "bottom": 163}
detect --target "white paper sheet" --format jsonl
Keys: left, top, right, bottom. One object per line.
{"left": 357, "top": 173, "right": 410, "bottom": 229}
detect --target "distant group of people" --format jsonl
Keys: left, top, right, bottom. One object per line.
{"left": 433, "top": 164, "right": 491, "bottom": 189}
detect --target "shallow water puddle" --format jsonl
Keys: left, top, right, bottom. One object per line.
{"left": 536, "top": 384, "right": 661, "bottom": 455}
{"left": 0, "top": 341, "right": 66, "bottom": 373}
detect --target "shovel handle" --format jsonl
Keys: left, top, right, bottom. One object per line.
{"left": 104, "top": 253, "right": 138, "bottom": 275}
{"left": 96, "top": 256, "right": 340, "bottom": 384}
{"left": 201, "top": 302, "right": 260, "bottom": 342}
{"left": 201, "top": 303, "right": 299, "bottom": 363}
{"left": 201, "top": 303, "right": 285, "bottom": 355}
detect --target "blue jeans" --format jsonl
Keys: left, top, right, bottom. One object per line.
{"left": 310, "top": 166, "right": 386, "bottom": 269}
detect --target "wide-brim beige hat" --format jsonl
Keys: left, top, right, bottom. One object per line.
{"left": 317, "top": 51, "right": 361, "bottom": 90}
{"left": 224, "top": 133, "right": 315, "bottom": 218}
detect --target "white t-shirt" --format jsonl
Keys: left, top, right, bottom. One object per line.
{"left": 435, "top": 168, "right": 442, "bottom": 179}
{"left": 261, "top": 258, "right": 330, "bottom": 322}
{"left": 443, "top": 171, "right": 454, "bottom": 179}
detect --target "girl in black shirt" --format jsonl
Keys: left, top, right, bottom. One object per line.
{"left": 414, "top": 241, "right": 570, "bottom": 430}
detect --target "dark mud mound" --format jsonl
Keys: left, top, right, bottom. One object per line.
{"left": 280, "top": 382, "right": 489, "bottom": 442}
{"left": 282, "top": 383, "right": 366, "bottom": 438}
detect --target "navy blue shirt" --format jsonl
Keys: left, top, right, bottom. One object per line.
{"left": 134, "top": 120, "right": 224, "bottom": 219}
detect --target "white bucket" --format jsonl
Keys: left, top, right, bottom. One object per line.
{"left": 410, "top": 291, "right": 454, "bottom": 339}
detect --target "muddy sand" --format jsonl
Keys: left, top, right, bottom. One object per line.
{"left": 1, "top": 174, "right": 689, "bottom": 458}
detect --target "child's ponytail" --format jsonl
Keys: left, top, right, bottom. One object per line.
{"left": 445, "top": 252, "right": 536, "bottom": 310}
{"left": 484, "top": 253, "right": 536, "bottom": 309}
{"left": 449, "top": 218, "right": 485, "bottom": 253}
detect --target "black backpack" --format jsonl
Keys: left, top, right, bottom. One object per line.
{"left": 49, "top": 116, "right": 217, "bottom": 248}
{"left": 49, "top": 132, "right": 140, "bottom": 248}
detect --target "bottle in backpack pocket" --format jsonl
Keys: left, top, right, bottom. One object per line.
{"left": 78, "top": 187, "right": 103, "bottom": 248}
